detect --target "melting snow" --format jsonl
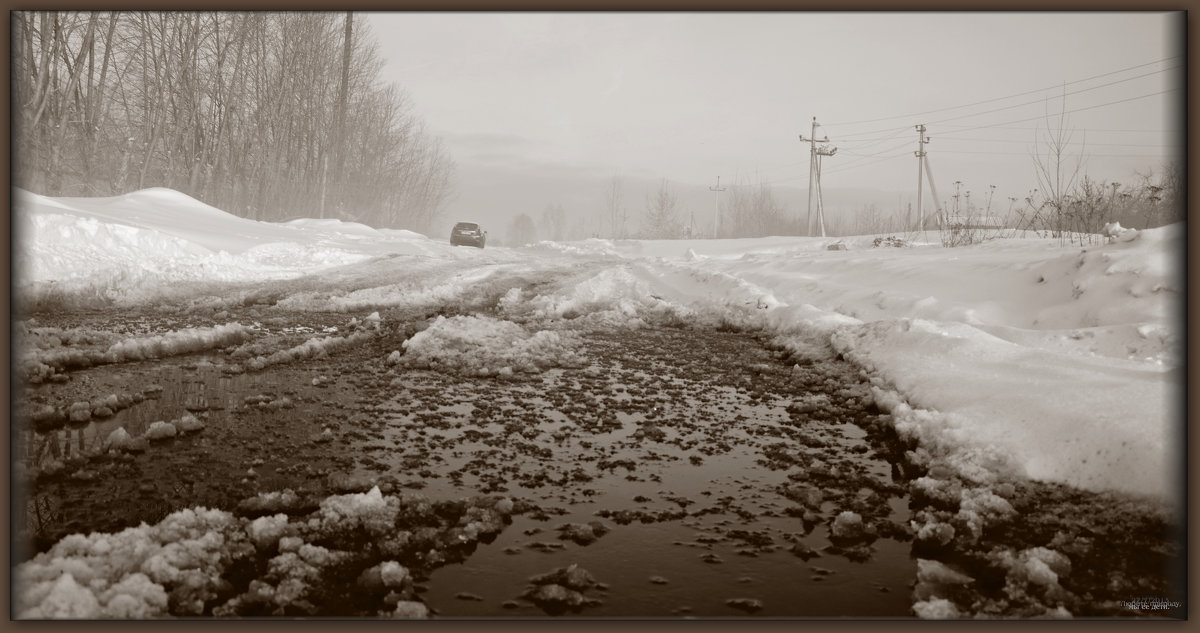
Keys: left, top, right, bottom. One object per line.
{"left": 11, "top": 188, "right": 1186, "bottom": 619}
{"left": 13, "top": 187, "right": 1182, "bottom": 500}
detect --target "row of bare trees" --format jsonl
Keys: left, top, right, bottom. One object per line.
{"left": 13, "top": 11, "right": 454, "bottom": 232}
{"left": 1006, "top": 98, "right": 1183, "bottom": 246}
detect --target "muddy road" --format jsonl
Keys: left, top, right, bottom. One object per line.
{"left": 13, "top": 295, "right": 1184, "bottom": 618}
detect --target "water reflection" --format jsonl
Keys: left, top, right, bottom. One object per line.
{"left": 18, "top": 361, "right": 245, "bottom": 471}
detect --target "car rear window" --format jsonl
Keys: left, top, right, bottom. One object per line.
{"left": 454, "top": 223, "right": 478, "bottom": 230}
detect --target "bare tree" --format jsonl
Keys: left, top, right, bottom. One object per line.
{"left": 540, "top": 203, "right": 567, "bottom": 242}
{"left": 642, "top": 179, "right": 682, "bottom": 239}
{"left": 603, "top": 176, "right": 626, "bottom": 239}
{"left": 1024, "top": 89, "right": 1086, "bottom": 242}
{"left": 726, "top": 178, "right": 789, "bottom": 238}
{"left": 507, "top": 213, "right": 538, "bottom": 246}
{"left": 1127, "top": 163, "right": 1183, "bottom": 228}
{"left": 12, "top": 11, "right": 456, "bottom": 232}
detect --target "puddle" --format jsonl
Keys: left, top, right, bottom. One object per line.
{"left": 17, "top": 361, "right": 250, "bottom": 471}
{"left": 16, "top": 323, "right": 918, "bottom": 617}
{"left": 333, "top": 328, "right": 916, "bottom": 617}
{"left": 420, "top": 512, "right": 915, "bottom": 617}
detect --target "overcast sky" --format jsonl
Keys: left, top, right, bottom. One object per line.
{"left": 363, "top": 12, "right": 1182, "bottom": 233}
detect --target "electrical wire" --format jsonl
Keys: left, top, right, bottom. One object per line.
{"left": 923, "top": 67, "right": 1180, "bottom": 127}
{"left": 830, "top": 64, "right": 1178, "bottom": 140}
{"left": 824, "top": 55, "right": 1179, "bottom": 128}
{"left": 745, "top": 61, "right": 1179, "bottom": 186}
{"left": 942, "top": 88, "right": 1179, "bottom": 135}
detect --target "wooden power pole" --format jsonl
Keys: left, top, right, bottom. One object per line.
{"left": 709, "top": 176, "right": 726, "bottom": 238}
{"left": 799, "top": 117, "right": 829, "bottom": 236}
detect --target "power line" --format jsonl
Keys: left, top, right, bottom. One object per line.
{"left": 923, "top": 67, "right": 1180, "bottom": 127}
{"left": 834, "top": 86, "right": 1176, "bottom": 154}
{"left": 825, "top": 55, "right": 1180, "bottom": 128}
{"left": 833, "top": 67, "right": 1178, "bottom": 141}
{"left": 832, "top": 126, "right": 914, "bottom": 153}
{"left": 731, "top": 65, "right": 1179, "bottom": 191}
{"left": 934, "top": 149, "right": 1175, "bottom": 157}
{"left": 945, "top": 87, "right": 1180, "bottom": 135}
{"left": 838, "top": 139, "right": 915, "bottom": 158}
{"left": 929, "top": 136, "right": 1180, "bottom": 147}
{"left": 811, "top": 152, "right": 909, "bottom": 177}
{"left": 843, "top": 126, "right": 1173, "bottom": 141}
{"left": 939, "top": 124, "right": 1170, "bottom": 133}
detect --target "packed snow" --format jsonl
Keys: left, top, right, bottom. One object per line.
{"left": 15, "top": 488, "right": 514, "bottom": 618}
{"left": 12, "top": 187, "right": 1185, "bottom": 617}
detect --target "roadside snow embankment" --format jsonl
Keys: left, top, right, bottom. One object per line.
{"left": 586, "top": 226, "right": 1182, "bottom": 502}
{"left": 14, "top": 188, "right": 446, "bottom": 307}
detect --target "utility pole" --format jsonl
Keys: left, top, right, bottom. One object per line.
{"left": 923, "top": 154, "right": 944, "bottom": 228}
{"left": 709, "top": 176, "right": 726, "bottom": 239}
{"left": 914, "top": 124, "right": 929, "bottom": 232}
{"left": 813, "top": 144, "right": 837, "bottom": 238}
{"left": 799, "top": 117, "right": 829, "bottom": 236}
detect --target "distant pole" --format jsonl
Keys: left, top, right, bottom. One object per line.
{"left": 709, "top": 176, "right": 726, "bottom": 238}
{"left": 914, "top": 124, "right": 929, "bottom": 233}
{"left": 799, "top": 117, "right": 829, "bottom": 236}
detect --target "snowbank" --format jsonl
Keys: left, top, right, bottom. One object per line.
{"left": 14, "top": 188, "right": 448, "bottom": 304}
{"left": 566, "top": 229, "right": 1182, "bottom": 500}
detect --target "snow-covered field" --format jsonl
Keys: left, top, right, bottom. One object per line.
{"left": 12, "top": 187, "right": 1185, "bottom": 618}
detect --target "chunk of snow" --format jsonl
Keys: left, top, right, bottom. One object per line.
{"left": 913, "top": 597, "right": 961, "bottom": 619}
{"left": 830, "top": 511, "right": 866, "bottom": 540}
{"left": 143, "top": 421, "right": 177, "bottom": 441}
{"left": 176, "top": 414, "right": 205, "bottom": 433}
{"left": 105, "top": 427, "right": 133, "bottom": 450}
{"left": 401, "top": 315, "right": 584, "bottom": 376}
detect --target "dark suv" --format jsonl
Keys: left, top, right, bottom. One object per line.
{"left": 450, "top": 222, "right": 487, "bottom": 248}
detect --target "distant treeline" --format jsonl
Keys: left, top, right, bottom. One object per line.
{"left": 13, "top": 12, "right": 454, "bottom": 231}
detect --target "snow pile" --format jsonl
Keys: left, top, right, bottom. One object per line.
{"left": 241, "top": 329, "right": 376, "bottom": 372}
{"left": 14, "top": 188, "right": 447, "bottom": 306}
{"left": 16, "top": 507, "right": 243, "bottom": 618}
{"left": 835, "top": 318, "right": 1176, "bottom": 498}
{"left": 17, "top": 323, "right": 254, "bottom": 383}
{"left": 15, "top": 488, "right": 519, "bottom": 619}
{"left": 314, "top": 486, "right": 400, "bottom": 535}
{"left": 400, "top": 315, "right": 585, "bottom": 376}
{"left": 912, "top": 558, "right": 976, "bottom": 619}
{"left": 912, "top": 547, "right": 1075, "bottom": 618}
{"left": 105, "top": 323, "right": 255, "bottom": 362}
{"left": 275, "top": 269, "right": 474, "bottom": 313}
{"left": 497, "top": 264, "right": 697, "bottom": 327}
{"left": 1026, "top": 224, "right": 1181, "bottom": 331}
